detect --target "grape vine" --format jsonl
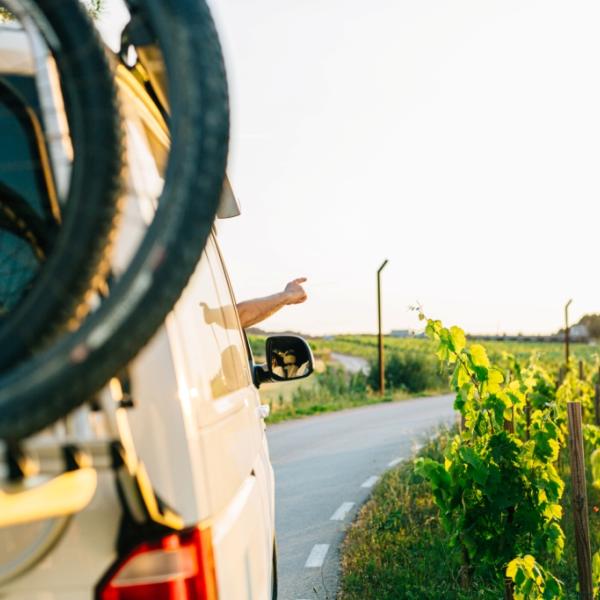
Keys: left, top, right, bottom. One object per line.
{"left": 415, "top": 315, "right": 567, "bottom": 597}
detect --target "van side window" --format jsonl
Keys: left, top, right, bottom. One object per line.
{"left": 0, "top": 77, "right": 56, "bottom": 219}
{"left": 176, "top": 235, "right": 252, "bottom": 399}
{"left": 0, "top": 78, "right": 56, "bottom": 314}
{"left": 205, "top": 238, "right": 252, "bottom": 395}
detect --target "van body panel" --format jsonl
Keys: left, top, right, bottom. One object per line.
{"left": 212, "top": 474, "right": 271, "bottom": 600}
{"left": 125, "top": 318, "right": 203, "bottom": 525}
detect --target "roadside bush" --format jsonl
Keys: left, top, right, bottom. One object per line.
{"left": 367, "top": 352, "right": 445, "bottom": 393}
{"left": 319, "top": 365, "right": 368, "bottom": 396}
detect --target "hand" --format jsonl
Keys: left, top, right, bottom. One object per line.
{"left": 283, "top": 278, "right": 307, "bottom": 305}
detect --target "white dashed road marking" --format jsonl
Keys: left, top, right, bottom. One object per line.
{"left": 305, "top": 544, "right": 330, "bottom": 568}
{"left": 360, "top": 475, "right": 379, "bottom": 488}
{"left": 330, "top": 502, "right": 355, "bottom": 521}
{"left": 387, "top": 457, "right": 402, "bottom": 467}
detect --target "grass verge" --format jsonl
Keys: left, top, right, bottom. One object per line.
{"left": 338, "top": 428, "right": 600, "bottom": 599}
{"left": 264, "top": 385, "right": 445, "bottom": 424}
{"left": 262, "top": 365, "right": 447, "bottom": 424}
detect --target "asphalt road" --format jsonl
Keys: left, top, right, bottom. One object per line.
{"left": 329, "top": 353, "right": 369, "bottom": 375}
{"left": 267, "top": 394, "right": 455, "bottom": 600}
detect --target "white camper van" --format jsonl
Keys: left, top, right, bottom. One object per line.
{"left": 0, "top": 19, "right": 313, "bottom": 600}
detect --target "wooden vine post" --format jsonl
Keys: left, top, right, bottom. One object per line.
{"left": 503, "top": 578, "right": 514, "bottom": 600}
{"left": 567, "top": 401, "right": 593, "bottom": 600}
{"left": 595, "top": 366, "right": 600, "bottom": 427}
{"left": 503, "top": 403, "right": 515, "bottom": 600}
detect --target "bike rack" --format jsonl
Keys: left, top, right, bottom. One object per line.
{"left": 0, "top": 376, "right": 183, "bottom": 546}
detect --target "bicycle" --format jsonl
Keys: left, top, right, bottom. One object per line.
{"left": 0, "top": 0, "right": 230, "bottom": 441}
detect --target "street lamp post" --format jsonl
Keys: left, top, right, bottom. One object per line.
{"left": 565, "top": 299, "right": 573, "bottom": 369}
{"left": 377, "top": 259, "right": 388, "bottom": 396}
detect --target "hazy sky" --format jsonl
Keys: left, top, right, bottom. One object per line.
{"left": 102, "top": 1, "right": 600, "bottom": 336}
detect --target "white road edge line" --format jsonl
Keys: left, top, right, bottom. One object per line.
{"left": 361, "top": 475, "right": 379, "bottom": 488}
{"left": 387, "top": 457, "right": 402, "bottom": 467}
{"left": 330, "top": 502, "right": 355, "bottom": 521}
{"left": 305, "top": 544, "right": 330, "bottom": 568}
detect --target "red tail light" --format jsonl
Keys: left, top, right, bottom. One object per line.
{"left": 96, "top": 526, "right": 218, "bottom": 600}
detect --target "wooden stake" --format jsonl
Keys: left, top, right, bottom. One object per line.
{"left": 457, "top": 412, "right": 465, "bottom": 434}
{"left": 557, "top": 366, "right": 566, "bottom": 387}
{"left": 579, "top": 360, "right": 585, "bottom": 381}
{"left": 503, "top": 413, "right": 514, "bottom": 434}
{"left": 595, "top": 366, "right": 600, "bottom": 427}
{"left": 460, "top": 545, "right": 472, "bottom": 589}
{"left": 503, "top": 578, "right": 514, "bottom": 600}
{"left": 567, "top": 401, "right": 593, "bottom": 600}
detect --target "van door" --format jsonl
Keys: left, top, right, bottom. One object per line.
{"left": 170, "top": 234, "right": 275, "bottom": 599}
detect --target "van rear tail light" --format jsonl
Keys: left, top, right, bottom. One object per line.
{"left": 97, "top": 526, "right": 218, "bottom": 600}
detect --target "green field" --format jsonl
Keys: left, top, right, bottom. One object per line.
{"left": 250, "top": 334, "right": 600, "bottom": 425}
{"left": 250, "top": 334, "right": 449, "bottom": 423}
{"left": 311, "top": 334, "right": 600, "bottom": 370}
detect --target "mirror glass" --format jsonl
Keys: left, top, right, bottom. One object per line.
{"left": 266, "top": 335, "right": 314, "bottom": 381}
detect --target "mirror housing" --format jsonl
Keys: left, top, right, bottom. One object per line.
{"left": 254, "top": 335, "right": 314, "bottom": 386}
{"left": 216, "top": 175, "right": 241, "bottom": 219}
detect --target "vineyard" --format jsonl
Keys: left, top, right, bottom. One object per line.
{"left": 310, "top": 334, "right": 600, "bottom": 370}
{"left": 338, "top": 319, "right": 600, "bottom": 600}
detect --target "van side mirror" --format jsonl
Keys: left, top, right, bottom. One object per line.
{"left": 254, "top": 335, "right": 314, "bottom": 386}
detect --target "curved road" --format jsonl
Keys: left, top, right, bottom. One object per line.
{"left": 329, "top": 353, "right": 370, "bottom": 375}
{"left": 267, "top": 394, "right": 455, "bottom": 600}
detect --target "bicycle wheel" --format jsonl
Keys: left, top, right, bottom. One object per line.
{"left": 0, "top": 0, "right": 229, "bottom": 440}
{"left": 0, "top": 0, "right": 122, "bottom": 368}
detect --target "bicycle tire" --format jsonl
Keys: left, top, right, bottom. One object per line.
{"left": 0, "top": 0, "right": 122, "bottom": 368}
{"left": 0, "top": 0, "right": 229, "bottom": 440}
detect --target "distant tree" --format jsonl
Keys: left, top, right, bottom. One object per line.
{"left": 576, "top": 313, "right": 600, "bottom": 340}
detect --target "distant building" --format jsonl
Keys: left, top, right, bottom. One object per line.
{"left": 570, "top": 324, "right": 590, "bottom": 342}
{"left": 390, "top": 329, "right": 422, "bottom": 338}
{"left": 390, "top": 329, "right": 410, "bottom": 338}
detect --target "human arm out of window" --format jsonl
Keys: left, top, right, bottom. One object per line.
{"left": 236, "top": 278, "right": 307, "bottom": 329}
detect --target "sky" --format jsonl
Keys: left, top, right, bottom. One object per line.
{"left": 99, "top": 1, "right": 600, "bottom": 336}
